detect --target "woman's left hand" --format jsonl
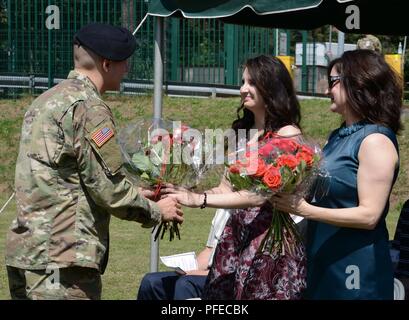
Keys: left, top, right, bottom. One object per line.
{"left": 160, "top": 184, "right": 202, "bottom": 208}
{"left": 271, "top": 192, "right": 308, "bottom": 216}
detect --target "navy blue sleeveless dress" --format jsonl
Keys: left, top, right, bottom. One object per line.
{"left": 306, "top": 121, "right": 399, "bottom": 300}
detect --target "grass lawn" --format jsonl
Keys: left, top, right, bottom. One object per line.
{"left": 0, "top": 95, "right": 408, "bottom": 299}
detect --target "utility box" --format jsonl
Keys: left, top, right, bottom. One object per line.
{"left": 277, "top": 56, "right": 295, "bottom": 79}
{"left": 384, "top": 54, "right": 403, "bottom": 78}
{"left": 293, "top": 42, "right": 357, "bottom": 94}
{"left": 295, "top": 42, "right": 357, "bottom": 67}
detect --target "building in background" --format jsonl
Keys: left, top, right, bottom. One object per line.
{"left": 293, "top": 42, "right": 356, "bottom": 94}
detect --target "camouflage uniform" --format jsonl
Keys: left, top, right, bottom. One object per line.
{"left": 7, "top": 265, "right": 102, "bottom": 300}
{"left": 357, "top": 34, "right": 382, "bottom": 53}
{"left": 6, "top": 70, "right": 162, "bottom": 299}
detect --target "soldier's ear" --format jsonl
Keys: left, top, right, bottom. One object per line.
{"left": 102, "top": 59, "right": 111, "bottom": 73}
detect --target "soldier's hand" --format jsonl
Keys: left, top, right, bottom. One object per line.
{"left": 138, "top": 187, "right": 156, "bottom": 200}
{"left": 157, "top": 197, "right": 184, "bottom": 224}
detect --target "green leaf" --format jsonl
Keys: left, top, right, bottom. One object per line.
{"left": 140, "top": 172, "right": 150, "bottom": 180}
{"left": 131, "top": 152, "right": 152, "bottom": 173}
{"left": 228, "top": 172, "right": 254, "bottom": 191}
{"left": 149, "top": 144, "right": 163, "bottom": 165}
{"left": 299, "top": 159, "right": 307, "bottom": 172}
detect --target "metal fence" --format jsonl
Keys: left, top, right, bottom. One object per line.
{"left": 0, "top": 0, "right": 315, "bottom": 97}
{"left": 1, "top": 0, "right": 154, "bottom": 87}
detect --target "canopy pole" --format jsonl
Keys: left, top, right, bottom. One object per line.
{"left": 337, "top": 30, "right": 345, "bottom": 57}
{"left": 301, "top": 31, "right": 308, "bottom": 92}
{"left": 153, "top": 17, "right": 164, "bottom": 120}
{"left": 132, "top": 14, "right": 148, "bottom": 36}
{"left": 402, "top": 36, "right": 407, "bottom": 77}
{"left": 150, "top": 16, "right": 164, "bottom": 273}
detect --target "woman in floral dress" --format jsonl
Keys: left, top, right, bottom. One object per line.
{"left": 163, "top": 55, "right": 306, "bottom": 299}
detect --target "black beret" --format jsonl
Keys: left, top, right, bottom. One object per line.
{"left": 74, "top": 23, "right": 136, "bottom": 61}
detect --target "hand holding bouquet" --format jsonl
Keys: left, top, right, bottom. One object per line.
{"left": 119, "top": 119, "right": 210, "bottom": 241}
{"left": 227, "top": 132, "right": 323, "bottom": 255}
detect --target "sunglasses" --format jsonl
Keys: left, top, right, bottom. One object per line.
{"left": 328, "top": 75, "right": 342, "bottom": 89}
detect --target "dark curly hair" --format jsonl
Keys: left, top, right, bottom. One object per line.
{"left": 231, "top": 55, "right": 301, "bottom": 138}
{"left": 328, "top": 50, "right": 403, "bottom": 133}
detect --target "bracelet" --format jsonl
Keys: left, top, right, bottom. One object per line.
{"left": 200, "top": 192, "right": 207, "bottom": 209}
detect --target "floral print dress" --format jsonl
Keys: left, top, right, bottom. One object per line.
{"left": 202, "top": 203, "right": 306, "bottom": 300}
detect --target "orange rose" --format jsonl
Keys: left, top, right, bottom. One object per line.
{"left": 262, "top": 166, "right": 282, "bottom": 190}
{"left": 275, "top": 154, "right": 299, "bottom": 170}
{"left": 253, "top": 158, "right": 269, "bottom": 177}
{"left": 296, "top": 150, "right": 314, "bottom": 167}
{"left": 300, "top": 145, "right": 314, "bottom": 155}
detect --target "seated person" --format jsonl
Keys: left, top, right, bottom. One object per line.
{"left": 137, "top": 208, "right": 307, "bottom": 300}
{"left": 137, "top": 208, "right": 231, "bottom": 300}
{"left": 391, "top": 199, "right": 409, "bottom": 299}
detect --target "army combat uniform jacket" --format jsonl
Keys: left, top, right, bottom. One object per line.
{"left": 6, "top": 71, "right": 162, "bottom": 273}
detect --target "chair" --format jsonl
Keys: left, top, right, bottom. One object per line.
{"left": 394, "top": 278, "right": 405, "bottom": 300}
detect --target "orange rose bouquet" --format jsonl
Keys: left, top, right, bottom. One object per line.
{"left": 227, "top": 132, "right": 322, "bottom": 255}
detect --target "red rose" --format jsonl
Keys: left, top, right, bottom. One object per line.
{"left": 270, "top": 138, "right": 300, "bottom": 153}
{"left": 258, "top": 143, "right": 276, "bottom": 157}
{"left": 151, "top": 133, "right": 171, "bottom": 144}
{"left": 229, "top": 161, "right": 242, "bottom": 174}
{"left": 262, "top": 166, "right": 282, "bottom": 190}
{"left": 275, "top": 154, "right": 299, "bottom": 170}
{"left": 236, "top": 152, "right": 258, "bottom": 175}
{"left": 173, "top": 124, "right": 190, "bottom": 143}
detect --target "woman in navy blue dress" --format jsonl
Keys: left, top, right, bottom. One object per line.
{"left": 273, "top": 50, "right": 403, "bottom": 299}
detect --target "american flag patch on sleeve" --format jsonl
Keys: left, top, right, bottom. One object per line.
{"left": 91, "top": 126, "right": 114, "bottom": 148}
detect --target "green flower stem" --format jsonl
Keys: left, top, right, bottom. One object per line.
{"left": 258, "top": 208, "right": 302, "bottom": 256}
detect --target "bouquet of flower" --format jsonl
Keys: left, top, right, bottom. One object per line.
{"left": 118, "top": 118, "right": 211, "bottom": 241}
{"left": 226, "top": 132, "right": 323, "bottom": 255}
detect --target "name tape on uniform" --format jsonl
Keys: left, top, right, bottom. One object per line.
{"left": 92, "top": 127, "right": 114, "bottom": 148}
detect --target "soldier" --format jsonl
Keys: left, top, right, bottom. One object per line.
{"left": 5, "top": 23, "right": 183, "bottom": 300}
{"left": 357, "top": 34, "right": 382, "bottom": 53}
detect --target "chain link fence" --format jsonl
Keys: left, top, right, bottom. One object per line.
{"left": 0, "top": 0, "right": 317, "bottom": 98}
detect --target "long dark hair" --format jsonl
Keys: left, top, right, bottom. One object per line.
{"left": 328, "top": 50, "right": 402, "bottom": 133}
{"left": 231, "top": 55, "right": 301, "bottom": 137}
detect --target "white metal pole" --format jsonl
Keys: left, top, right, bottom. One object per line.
{"left": 150, "top": 16, "right": 164, "bottom": 273}
{"left": 337, "top": 30, "right": 345, "bottom": 57}
{"left": 400, "top": 36, "right": 408, "bottom": 76}
{"left": 153, "top": 17, "right": 164, "bottom": 120}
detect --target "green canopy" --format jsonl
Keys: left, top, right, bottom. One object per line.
{"left": 148, "top": 0, "right": 409, "bottom": 36}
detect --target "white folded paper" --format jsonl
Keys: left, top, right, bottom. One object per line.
{"left": 160, "top": 251, "right": 198, "bottom": 275}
